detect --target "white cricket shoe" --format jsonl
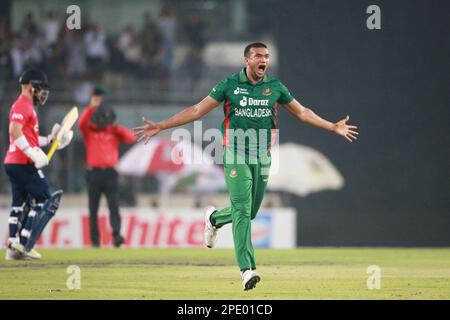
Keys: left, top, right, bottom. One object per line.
{"left": 204, "top": 206, "right": 218, "bottom": 248}
{"left": 16, "top": 244, "right": 41, "bottom": 260}
{"left": 5, "top": 238, "right": 26, "bottom": 260}
{"left": 242, "top": 269, "right": 261, "bottom": 291}
{"left": 8, "top": 237, "right": 20, "bottom": 249}
{"left": 26, "top": 248, "right": 42, "bottom": 259}
{"left": 5, "top": 248, "right": 22, "bottom": 260}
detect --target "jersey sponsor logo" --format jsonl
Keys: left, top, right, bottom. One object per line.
{"left": 239, "top": 96, "right": 247, "bottom": 106}
{"left": 11, "top": 113, "right": 24, "bottom": 120}
{"left": 235, "top": 107, "right": 272, "bottom": 118}
{"left": 234, "top": 87, "right": 248, "bottom": 95}
{"left": 239, "top": 96, "right": 269, "bottom": 107}
{"left": 262, "top": 87, "right": 272, "bottom": 96}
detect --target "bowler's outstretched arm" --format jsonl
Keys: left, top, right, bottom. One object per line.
{"left": 133, "top": 96, "right": 221, "bottom": 144}
{"left": 284, "top": 99, "right": 359, "bottom": 142}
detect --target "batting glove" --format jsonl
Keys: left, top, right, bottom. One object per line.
{"left": 57, "top": 130, "right": 73, "bottom": 150}
{"left": 26, "top": 147, "right": 49, "bottom": 169}
{"left": 51, "top": 123, "right": 61, "bottom": 139}
{"left": 15, "top": 135, "right": 49, "bottom": 169}
{"left": 50, "top": 123, "right": 73, "bottom": 150}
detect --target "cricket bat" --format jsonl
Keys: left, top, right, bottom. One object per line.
{"left": 47, "top": 106, "right": 79, "bottom": 161}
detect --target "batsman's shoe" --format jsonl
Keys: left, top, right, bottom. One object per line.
{"left": 8, "top": 238, "right": 24, "bottom": 253}
{"left": 5, "top": 238, "right": 25, "bottom": 260}
{"left": 242, "top": 270, "right": 261, "bottom": 291}
{"left": 16, "top": 244, "right": 41, "bottom": 260}
{"left": 204, "top": 206, "right": 218, "bottom": 248}
{"left": 4, "top": 248, "right": 25, "bottom": 260}
{"left": 26, "top": 248, "right": 42, "bottom": 259}
{"left": 5, "top": 248, "right": 16, "bottom": 260}
{"left": 7, "top": 237, "right": 20, "bottom": 250}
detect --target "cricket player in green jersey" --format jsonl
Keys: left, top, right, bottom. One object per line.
{"left": 134, "top": 42, "right": 359, "bottom": 290}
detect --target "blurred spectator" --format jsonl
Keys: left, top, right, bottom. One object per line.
{"left": 0, "top": 40, "right": 11, "bottom": 80}
{"left": 118, "top": 25, "right": 142, "bottom": 74}
{"left": 140, "top": 25, "right": 164, "bottom": 80}
{"left": 10, "top": 38, "right": 25, "bottom": 78}
{"left": 107, "top": 37, "right": 125, "bottom": 72}
{"left": 142, "top": 12, "right": 155, "bottom": 32}
{"left": 183, "top": 13, "right": 207, "bottom": 89}
{"left": 157, "top": 2, "right": 176, "bottom": 80}
{"left": 49, "top": 27, "right": 68, "bottom": 80}
{"left": 104, "top": 36, "right": 126, "bottom": 91}
{"left": 22, "top": 28, "right": 45, "bottom": 69}
{"left": 42, "top": 11, "right": 60, "bottom": 46}
{"left": 65, "top": 30, "right": 86, "bottom": 79}
{"left": 0, "top": 15, "right": 12, "bottom": 80}
{"left": 139, "top": 12, "right": 165, "bottom": 81}
{"left": 0, "top": 20, "right": 12, "bottom": 79}
{"left": 84, "top": 24, "right": 108, "bottom": 80}
{"left": 118, "top": 25, "right": 134, "bottom": 50}
{"left": 184, "top": 13, "right": 207, "bottom": 52}
{"left": 20, "top": 12, "right": 37, "bottom": 41}
{"left": 73, "top": 78, "right": 94, "bottom": 107}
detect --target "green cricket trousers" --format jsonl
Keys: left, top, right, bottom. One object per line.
{"left": 211, "top": 147, "right": 271, "bottom": 271}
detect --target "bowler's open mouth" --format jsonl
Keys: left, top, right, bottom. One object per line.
{"left": 257, "top": 64, "right": 266, "bottom": 76}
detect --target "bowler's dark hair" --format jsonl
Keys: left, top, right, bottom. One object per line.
{"left": 244, "top": 42, "right": 268, "bottom": 57}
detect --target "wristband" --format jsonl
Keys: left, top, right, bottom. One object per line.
{"left": 14, "top": 135, "right": 31, "bottom": 153}
{"left": 39, "top": 136, "right": 49, "bottom": 147}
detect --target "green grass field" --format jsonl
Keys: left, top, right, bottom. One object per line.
{"left": 0, "top": 248, "right": 449, "bottom": 300}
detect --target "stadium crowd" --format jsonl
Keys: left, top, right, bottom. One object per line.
{"left": 0, "top": 5, "right": 208, "bottom": 90}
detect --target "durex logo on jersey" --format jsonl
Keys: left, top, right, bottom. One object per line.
{"left": 251, "top": 214, "right": 272, "bottom": 248}
{"left": 234, "top": 87, "right": 248, "bottom": 95}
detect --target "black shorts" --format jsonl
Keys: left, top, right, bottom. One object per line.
{"left": 4, "top": 164, "right": 51, "bottom": 206}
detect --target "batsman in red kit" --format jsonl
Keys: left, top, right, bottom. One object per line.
{"left": 4, "top": 69, "right": 73, "bottom": 260}
{"left": 79, "top": 86, "right": 136, "bottom": 248}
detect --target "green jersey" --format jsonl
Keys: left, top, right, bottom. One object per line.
{"left": 209, "top": 68, "right": 294, "bottom": 154}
